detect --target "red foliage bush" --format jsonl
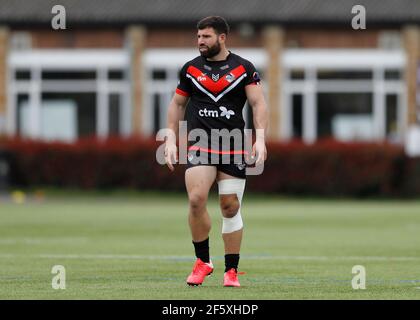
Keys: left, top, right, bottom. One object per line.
{"left": 0, "top": 137, "right": 185, "bottom": 191}
{"left": 247, "top": 139, "right": 406, "bottom": 197}
{"left": 1, "top": 137, "right": 418, "bottom": 197}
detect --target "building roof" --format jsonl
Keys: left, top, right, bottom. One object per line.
{"left": 0, "top": 0, "right": 419, "bottom": 27}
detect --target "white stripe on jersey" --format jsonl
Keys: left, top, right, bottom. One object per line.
{"left": 186, "top": 73, "right": 247, "bottom": 102}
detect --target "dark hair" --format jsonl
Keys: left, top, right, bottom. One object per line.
{"left": 197, "top": 16, "right": 230, "bottom": 35}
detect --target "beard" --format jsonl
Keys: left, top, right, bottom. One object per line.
{"left": 199, "top": 41, "right": 221, "bottom": 59}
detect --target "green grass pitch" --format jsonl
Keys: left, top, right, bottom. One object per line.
{"left": 0, "top": 191, "right": 420, "bottom": 299}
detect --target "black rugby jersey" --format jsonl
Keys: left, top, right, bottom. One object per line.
{"left": 176, "top": 51, "right": 260, "bottom": 155}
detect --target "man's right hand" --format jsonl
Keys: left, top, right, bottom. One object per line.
{"left": 164, "top": 143, "right": 178, "bottom": 171}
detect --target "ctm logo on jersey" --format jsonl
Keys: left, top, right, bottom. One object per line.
{"left": 198, "top": 106, "right": 235, "bottom": 119}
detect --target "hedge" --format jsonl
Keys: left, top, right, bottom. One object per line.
{"left": 0, "top": 137, "right": 419, "bottom": 197}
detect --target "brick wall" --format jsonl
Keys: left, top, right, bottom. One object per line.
{"left": 403, "top": 26, "right": 420, "bottom": 126}
{"left": 18, "top": 29, "right": 125, "bottom": 48}
{"left": 263, "top": 26, "right": 284, "bottom": 140}
{"left": 146, "top": 28, "right": 262, "bottom": 48}
{"left": 14, "top": 27, "right": 379, "bottom": 50}
{"left": 126, "top": 26, "right": 147, "bottom": 135}
{"left": 285, "top": 28, "right": 379, "bottom": 48}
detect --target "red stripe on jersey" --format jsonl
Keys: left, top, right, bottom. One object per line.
{"left": 187, "top": 65, "right": 246, "bottom": 95}
{"left": 188, "top": 145, "right": 249, "bottom": 155}
{"left": 176, "top": 88, "right": 190, "bottom": 97}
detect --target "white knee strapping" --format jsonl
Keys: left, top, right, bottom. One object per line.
{"left": 218, "top": 179, "right": 246, "bottom": 233}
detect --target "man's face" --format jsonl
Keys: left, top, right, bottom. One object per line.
{"left": 197, "top": 27, "right": 224, "bottom": 58}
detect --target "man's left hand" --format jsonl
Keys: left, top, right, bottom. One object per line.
{"left": 251, "top": 139, "right": 267, "bottom": 166}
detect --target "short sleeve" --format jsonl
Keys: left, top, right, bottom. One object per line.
{"left": 244, "top": 60, "right": 261, "bottom": 86}
{"left": 175, "top": 63, "right": 192, "bottom": 97}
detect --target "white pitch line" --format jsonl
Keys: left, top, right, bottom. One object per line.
{"left": 0, "top": 237, "right": 88, "bottom": 245}
{"left": 268, "top": 255, "right": 420, "bottom": 262}
{"left": 0, "top": 253, "right": 419, "bottom": 261}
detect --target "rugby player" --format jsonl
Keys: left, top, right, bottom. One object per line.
{"left": 164, "top": 16, "right": 268, "bottom": 287}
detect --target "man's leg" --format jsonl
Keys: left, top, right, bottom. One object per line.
{"left": 185, "top": 165, "right": 217, "bottom": 242}
{"left": 217, "top": 170, "right": 246, "bottom": 287}
{"left": 185, "top": 165, "right": 217, "bottom": 286}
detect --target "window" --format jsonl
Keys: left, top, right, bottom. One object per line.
{"left": 290, "top": 69, "right": 304, "bottom": 80}
{"left": 15, "top": 70, "right": 31, "bottom": 80}
{"left": 42, "top": 70, "right": 97, "bottom": 80}
{"left": 386, "top": 94, "right": 398, "bottom": 141}
{"left": 318, "top": 93, "right": 373, "bottom": 140}
{"left": 109, "top": 94, "right": 121, "bottom": 135}
{"left": 8, "top": 50, "right": 130, "bottom": 141}
{"left": 42, "top": 92, "right": 96, "bottom": 138}
{"left": 16, "top": 94, "right": 29, "bottom": 136}
{"left": 108, "top": 70, "right": 125, "bottom": 80}
{"left": 384, "top": 69, "right": 401, "bottom": 80}
{"left": 317, "top": 70, "right": 372, "bottom": 80}
{"left": 152, "top": 69, "right": 167, "bottom": 80}
{"left": 283, "top": 49, "right": 405, "bottom": 143}
{"left": 292, "top": 94, "right": 303, "bottom": 139}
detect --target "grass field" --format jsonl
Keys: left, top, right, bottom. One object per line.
{"left": 0, "top": 190, "right": 420, "bottom": 300}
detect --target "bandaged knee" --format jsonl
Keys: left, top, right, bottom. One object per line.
{"left": 218, "top": 179, "right": 246, "bottom": 234}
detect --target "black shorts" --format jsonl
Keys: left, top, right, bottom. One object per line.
{"left": 186, "top": 150, "right": 247, "bottom": 179}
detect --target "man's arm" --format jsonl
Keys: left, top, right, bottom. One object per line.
{"left": 165, "top": 93, "right": 189, "bottom": 171}
{"left": 245, "top": 84, "right": 268, "bottom": 165}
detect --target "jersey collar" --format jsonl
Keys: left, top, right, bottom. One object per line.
{"left": 202, "top": 50, "right": 231, "bottom": 63}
